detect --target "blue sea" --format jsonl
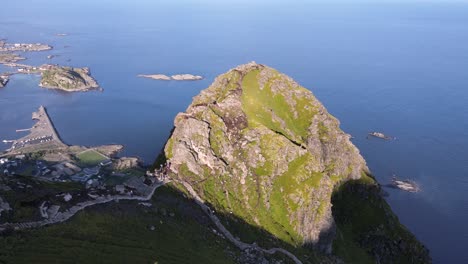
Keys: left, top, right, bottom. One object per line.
{"left": 1, "top": 1, "right": 467, "bottom": 262}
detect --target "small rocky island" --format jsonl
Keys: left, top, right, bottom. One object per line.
{"left": 138, "top": 73, "right": 203, "bottom": 81}
{"left": 391, "top": 177, "right": 420, "bottom": 192}
{"left": 39, "top": 65, "right": 99, "bottom": 92}
{"left": 0, "top": 39, "right": 101, "bottom": 93}
{"left": 0, "top": 74, "right": 9, "bottom": 88}
{"left": 368, "top": 131, "right": 395, "bottom": 140}
{"left": 0, "top": 40, "right": 52, "bottom": 52}
{"left": 0, "top": 53, "right": 26, "bottom": 64}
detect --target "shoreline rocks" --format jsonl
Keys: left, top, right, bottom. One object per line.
{"left": 138, "top": 73, "right": 203, "bottom": 81}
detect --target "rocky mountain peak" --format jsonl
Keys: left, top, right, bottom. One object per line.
{"left": 165, "top": 62, "right": 368, "bottom": 252}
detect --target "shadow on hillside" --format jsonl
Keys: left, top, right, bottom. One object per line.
{"left": 331, "top": 174, "right": 432, "bottom": 264}
{"left": 0, "top": 181, "right": 329, "bottom": 264}
{"left": 0, "top": 169, "right": 429, "bottom": 264}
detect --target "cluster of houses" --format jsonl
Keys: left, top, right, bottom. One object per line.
{"left": 1, "top": 153, "right": 154, "bottom": 195}
{"left": 0, "top": 155, "right": 26, "bottom": 176}
{"left": 13, "top": 64, "right": 56, "bottom": 75}
{"left": 45, "top": 159, "right": 115, "bottom": 190}
{"left": 1, "top": 155, "right": 114, "bottom": 190}
{"left": 0, "top": 43, "right": 51, "bottom": 52}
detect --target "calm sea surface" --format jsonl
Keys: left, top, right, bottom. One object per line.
{"left": 1, "top": 1, "right": 467, "bottom": 262}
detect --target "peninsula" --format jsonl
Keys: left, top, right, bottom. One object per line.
{"left": 138, "top": 73, "right": 203, "bottom": 81}
{"left": 0, "top": 107, "right": 167, "bottom": 238}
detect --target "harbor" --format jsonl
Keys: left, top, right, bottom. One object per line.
{"left": 3, "top": 106, "right": 67, "bottom": 155}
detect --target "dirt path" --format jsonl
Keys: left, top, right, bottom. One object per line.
{"left": 180, "top": 181, "right": 303, "bottom": 264}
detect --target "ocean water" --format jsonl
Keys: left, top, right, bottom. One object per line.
{"left": 1, "top": 1, "right": 467, "bottom": 262}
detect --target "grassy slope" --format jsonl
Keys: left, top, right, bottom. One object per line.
{"left": 0, "top": 176, "right": 83, "bottom": 223}
{"left": 332, "top": 174, "right": 430, "bottom": 264}
{"left": 0, "top": 186, "right": 238, "bottom": 264}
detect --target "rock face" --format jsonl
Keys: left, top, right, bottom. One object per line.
{"left": 39, "top": 66, "right": 99, "bottom": 91}
{"left": 164, "top": 62, "right": 368, "bottom": 251}
{"left": 113, "top": 157, "right": 140, "bottom": 170}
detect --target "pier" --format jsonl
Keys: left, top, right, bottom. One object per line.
{"left": 5, "top": 106, "right": 67, "bottom": 154}
{"left": 16, "top": 128, "right": 31, "bottom": 132}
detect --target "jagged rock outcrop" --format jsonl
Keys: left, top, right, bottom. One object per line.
{"left": 164, "top": 62, "right": 368, "bottom": 252}
{"left": 0, "top": 75, "right": 9, "bottom": 88}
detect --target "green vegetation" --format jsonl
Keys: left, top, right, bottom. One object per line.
{"left": 217, "top": 212, "right": 328, "bottom": 264}
{"left": 39, "top": 66, "right": 98, "bottom": 91}
{"left": 0, "top": 186, "right": 238, "bottom": 264}
{"left": 332, "top": 174, "right": 430, "bottom": 264}
{"left": 41, "top": 67, "right": 86, "bottom": 90}
{"left": 76, "top": 149, "right": 107, "bottom": 166}
{"left": 318, "top": 122, "right": 329, "bottom": 142}
{"left": 241, "top": 69, "right": 316, "bottom": 144}
{"left": 102, "top": 174, "right": 133, "bottom": 186}
{"left": 0, "top": 176, "right": 82, "bottom": 222}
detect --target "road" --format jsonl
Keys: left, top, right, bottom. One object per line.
{"left": 0, "top": 179, "right": 169, "bottom": 232}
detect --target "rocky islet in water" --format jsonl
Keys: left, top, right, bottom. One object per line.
{"left": 0, "top": 39, "right": 99, "bottom": 92}
{"left": 0, "top": 74, "right": 9, "bottom": 88}
{"left": 39, "top": 65, "right": 100, "bottom": 92}
{"left": 138, "top": 73, "right": 203, "bottom": 81}
{"left": 0, "top": 53, "right": 26, "bottom": 64}
{"left": 0, "top": 40, "right": 52, "bottom": 52}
